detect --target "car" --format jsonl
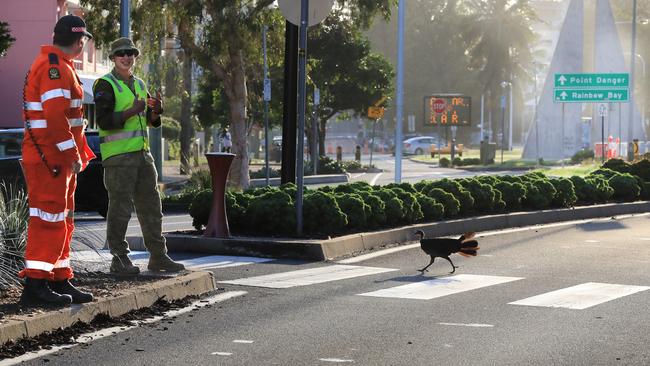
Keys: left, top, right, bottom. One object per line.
{"left": 402, "top": 136, "right": 440, "bottom": 155}
{"left": 0, "top": 128, "right": 108, "bottom": 217}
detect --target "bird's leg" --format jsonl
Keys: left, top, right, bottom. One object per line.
{"left": 443, "top": 257, "right": 457, "bottom": 274}
{"left": 419, "top": 257, "right": 435, "bottom": 272}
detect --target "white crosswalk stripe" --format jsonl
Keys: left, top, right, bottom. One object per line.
{"left": 219, "top": 265, "right": 398, "bottom": 288}
{"left": 509, "top": 282, "right": 650, "bottom": 310}
{"left": 71, "top": 250, "right": 272, "bottom": 269}
{"left": 357, "top": 274, "right": 523, "bottom": 300}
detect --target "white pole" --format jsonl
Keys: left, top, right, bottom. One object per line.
{"left": 480, "top": 93, "right": 485, "bottom": 141}
{"left": 394, "top": 0, "right": 405, "bottom": 183}
{"left": 508, "top": 81, "right": 513, "bottom": 150}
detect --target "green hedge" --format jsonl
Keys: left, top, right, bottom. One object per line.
{"left": 182, "top": 158, "right": 650, "bottom": 238}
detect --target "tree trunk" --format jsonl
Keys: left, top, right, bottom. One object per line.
{"left": 319, "top": 119, "right": 327, "bottom": 157}
{"left": 226, "top": 50, "right": 250, "bottom": 189}
{"left": 179, "top": 50, "right": 194, "bottom": 175}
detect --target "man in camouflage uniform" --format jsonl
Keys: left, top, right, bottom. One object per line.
{"left": 93, "top": 38, "right": 184, "bottom": 274}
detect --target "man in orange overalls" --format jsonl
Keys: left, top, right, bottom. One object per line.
{"left": 19, "top": 15, "right": 96, "bottom": 306}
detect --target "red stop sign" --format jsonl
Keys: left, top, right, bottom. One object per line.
{"left": 432, "top": 99, "right": 446, "bottom": 114}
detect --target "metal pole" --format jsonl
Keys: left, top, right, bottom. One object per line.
{"left": 560, "top": 103, "right": 566, "bottom": 168}
{"left": 628, "top": 0, "right": 637, "bottom": 153}
{"left": 602, "top": 114, "right": 605, "bottom": 163}
{"left": 500, "top": 96, "right": 505, "bottom": 165}
{"left": 312, "top": 88, "right": 319, "bottom": 175}
{"left": 296, "top": 0, "right": 308, "bottom": 236}
{"left": 120, "top": 0, "right": 130, "bottom": 38}
{"left": 481, "top": 94, "right": 485, "bottom": 141}
{"left": 394, "top": 0, "right": 405, "bottom": 183}
{"left": 263, "top": 26, "right": 270, "bottom": 186}
{"left": 369, "top": 118, "right": 377, "bottom": 168}
{"left": 508, "top": 82, "right": 513, "bottom": 150}
{"left": 534, "top": 65, "right": 540, "bottom": 167}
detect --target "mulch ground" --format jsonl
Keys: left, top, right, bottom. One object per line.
{"left": 0, "top": 271, "right": 164, "bottom": 320}
{"left": 0, "top": 271, "right": 208, "bottom": 360}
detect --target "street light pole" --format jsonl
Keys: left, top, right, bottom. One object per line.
{"left": 533, "top": 62, "right": 540, "bottom": 166}
{"left": 628, "top": 0, "right": 637, "bottom": 159}
{"left": 120, "top": 0, "right": 130, "bottom": 37}
{"left": 394, "top": 0, "right": 405, "bottom": 183}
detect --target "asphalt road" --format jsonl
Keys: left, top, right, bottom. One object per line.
{"left": 30, "top": 214, "right": 650, "bottom": 366}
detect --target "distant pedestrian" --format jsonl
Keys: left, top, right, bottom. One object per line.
{"left": 93, "top": 37, "right": 184, "bottom": 275}
{"left": 220, "top": 127, "right": 232, "bottom": 153}
{"left": 19, "top": 15, "right": 96, "bottom": 306}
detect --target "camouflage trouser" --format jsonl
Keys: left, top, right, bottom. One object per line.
{"left": 103, "top": 150, "right": 166, "bottom": 257}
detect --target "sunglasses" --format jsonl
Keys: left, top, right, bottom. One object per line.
{"left": 114, "top": 49, "right": 137, "bottom": 57}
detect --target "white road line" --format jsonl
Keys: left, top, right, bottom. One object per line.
{"left": 509, "top": 282, "right": 650, "bottom": 310}
{"left": 319, "top": 358, "right": 355, "bottom": 363}
{"left": 337, "top": 213, "right": 650, "bottom": 264}
{"left": 211, "top": 352, "right": 233, "bottom": 356}
{"left": 232, "top": 340, "right": 254, "bottom": 344}
{"left": 350, "top": 173, "right": 366, "bottom": 179}
{"left": 337, "top": 244, "right": 419, "bottom": 264}
{"left": 219, "top": 265, "right": 397, "bottom": 288}
{"left": 585, "top": 240, "right": 600, "bottom": 243}
{"left": 438, "top": 322, "right": 494, "bottom": 328}
{"left": 0, "top": 291, "right": 247, "bottom": 366}
{"left": 369, "top": 172, "right": 383, "bottom": 186}
{"left": 358, "top": 274, "right": 523, "bottom": 300}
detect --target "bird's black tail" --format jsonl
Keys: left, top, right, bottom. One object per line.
{"left": 457, "top": 232, "right": 479, "bottom": 257}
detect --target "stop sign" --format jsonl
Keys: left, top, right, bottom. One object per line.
{"left": 432, "top": 98, "right": 446, "bottom": 114}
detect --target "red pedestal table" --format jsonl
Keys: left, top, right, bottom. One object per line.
{"left": 204, "top": 152, "right": 235, "bottom": 238}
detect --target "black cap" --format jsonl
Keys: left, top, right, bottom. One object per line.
{"left": 54, "top": 15, "right": 93, "bottom": 39}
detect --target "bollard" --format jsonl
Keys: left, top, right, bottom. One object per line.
{"left": 204, "top": 153, "right": 235, "bottom": 238}
{"left": 450, "top": 138, "right": 456, "bottom": 163}
{"left": 628, "top": 142, "right": 635, "bottom": 161}
{"left": 336, "top": 146, "right": 343, "bottom": 162}
{"left": 355, "top": 145, "right": 361, "bottom": 162}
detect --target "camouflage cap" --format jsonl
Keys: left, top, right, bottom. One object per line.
{"left": 109, "top": 37, "right": 140, "bottom": 58}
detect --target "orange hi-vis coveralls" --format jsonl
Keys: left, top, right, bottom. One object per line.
{"left": 20, "top": 45, "right": 95, "bottom": 280}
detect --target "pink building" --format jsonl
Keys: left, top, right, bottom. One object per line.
{"left": 0, "top": 0, "right": 108, "bottom": 128}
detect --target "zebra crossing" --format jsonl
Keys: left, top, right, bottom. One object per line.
{"left": 72, "top": 250, "right": 650, "bottom": 310}
{"left": 217, "top": 262, "right": 649, "bottom": 310}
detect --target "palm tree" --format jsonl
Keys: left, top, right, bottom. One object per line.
{"left": 463, "top": 0, "right": 538, "bottom": 142}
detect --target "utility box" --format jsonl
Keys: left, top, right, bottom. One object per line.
{"left": 480, "top": 139, "right": 497, "bottom": 165}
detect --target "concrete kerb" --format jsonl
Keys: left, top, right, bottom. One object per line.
{"left": 129, "top": 201, "right": 650, "bottom": 261}
{"left": 0, "top": 270, "right": 216, "bottom": 346}
{"left": 249, "top": 174, "right": 348, "bottom": 187}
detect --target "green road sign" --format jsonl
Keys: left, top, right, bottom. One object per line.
{"left": 554, "top": 88, "right": 629, "bottom": 103}
{"left": 554, "top": 73, "right": 629, "bottom": 88}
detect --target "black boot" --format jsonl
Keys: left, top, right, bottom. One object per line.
{"left": 49, "top": 279, "right": 94, "bottom": 304}
{"left": 20, "top": 278, "right": 72, "bottom": 306}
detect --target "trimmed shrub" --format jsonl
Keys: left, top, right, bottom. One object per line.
{"left": 426, "top": 188, "right": 460, "bottom": 218}
{"left": 570, "top": 149, "right": 594, "bottom": 164}
{"left": 334, "top": 193, "right": 369, "bottom": 230}
{"left": 522, "top": 177, "right": 556, "bottom": 210}
{"left": 372, "top": 188, "right": 406, "bottom": 227}
{"left": 549, "top": 177, "right": 577, "bottom": 208}
{"left": 303, "top": 191, "right": 347, "bottom": 236}
{"left": 494, "top": 181, "right": 527, "bottom": 210}
{"left": 357, "top": 191, "right": 387, "bottom": 228}
{"left": 452, "top": 157, "right": 462, "bottom": 166}
{"left": 305, "top": 156, "right": 345, "bottom": 174}
{"left": 630, "top": 159, "right": 650, "bottom": 181}
{"left": 385, "top": 182, "right": 417, "bottom": 194}
{"left": 439, "top": 157, "right": 450, "bottom": 167}
{"left": 250, "top": 167, "right": 281, "bottom": 179}
{"left": 415, "top": 192, "right": 444, "bottom": 221}
{"left": 188, "top": 189, "right": 212, "bottom": 230}
{"left": 570, "top": 175, "right": 614, "bottom": 203}
{"left": 459, "top": 178, "right": 500, "bottom": 213}
{"left": 389, "top": 187, "right": 424, "bottom": 224}
{"left": 608, "top": 173, "right": 641, "bottom": 201}
{"left": 602, "top": 158, "right": 632, "bottom": 174}
{"left": 246, "top": 190, "right": 295, "bottom": 236}
{"left": 427, "top": 178, "right": 474, "bottom": 214}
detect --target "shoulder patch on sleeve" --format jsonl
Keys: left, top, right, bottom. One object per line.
{"left": 48, "top": 67, "right": 60, "bottom": 80}
{"left": 48, "top": 53, "right": 59, "bottom": 65}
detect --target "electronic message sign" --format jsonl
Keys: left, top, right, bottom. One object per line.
{"left": 424, "top": 95, "right": 471, "bottom": 126}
